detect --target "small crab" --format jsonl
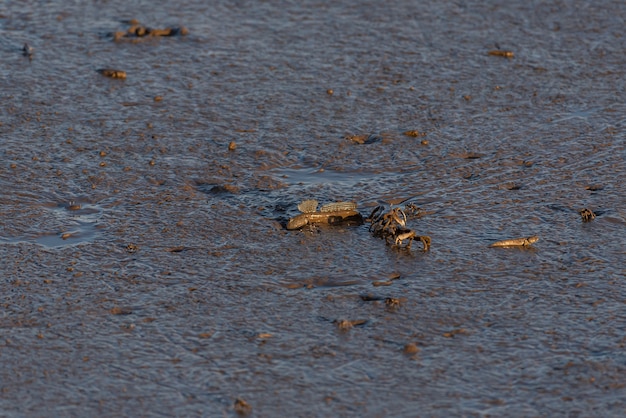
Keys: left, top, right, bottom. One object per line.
{"left": 369, "top": 206, "right": 407, "bottom": 236}
{"left": 368, "top": 205, "right": 431, "bottom": 251}
{"left": 404, "top": 202, "right": 423, "bottom": 218}
{"left": 579, "top": 208, "right": 596, "bottom": 222}
{"left": 394, "top": 229, "right": 416, "bottom": 248}
{"left": 392, "top": 230, "right": 431, "bottom": 251}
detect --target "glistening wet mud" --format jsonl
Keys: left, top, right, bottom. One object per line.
{"left": 1, "top": 0, "right": 625, "bottom": 416}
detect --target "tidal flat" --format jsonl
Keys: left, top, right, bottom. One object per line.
{"left": 1, "top": 1, "right": 625, "bottom": 416}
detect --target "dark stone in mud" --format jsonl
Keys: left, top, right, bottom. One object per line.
{"left": 22, "top": 43, "right": 33, "bottom": 58}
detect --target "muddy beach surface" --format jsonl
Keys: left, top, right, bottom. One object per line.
{"left": 1, "top": 0, "right": 625, "bottom": 416}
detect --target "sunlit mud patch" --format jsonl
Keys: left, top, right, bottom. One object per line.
{"left": 30, "top": 224, "right": 101, "bottom": 248}
{"left": 1, "top": 201, "right": 103, "bottom": 248}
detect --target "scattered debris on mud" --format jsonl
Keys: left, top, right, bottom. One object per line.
{"left": 108, "top": 19, "right": 189, "bottom": 42}
{"left": 368, "top": 205, "right": 431, "bottom": 251}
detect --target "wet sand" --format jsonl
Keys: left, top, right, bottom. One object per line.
{"left": 1, "top": 0, "right": 625, "bottom": 416}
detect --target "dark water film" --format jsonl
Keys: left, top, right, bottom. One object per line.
{"left": 1, "top": 0, "right": 625, "bottom": 416}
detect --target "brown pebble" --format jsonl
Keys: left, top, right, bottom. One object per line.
{"left": 112, "top": 31, "right": 125, "bottom": 42}
{"left": 421, "top": 139, "right": 429, "bottom": 145}
{"left": 346, "top": 134, "right": 368, "bottom": 144}
{"left": 404, "top": 343, "right": 420, "bottom": 354}
{"left": 326, "top": 89, "right": 334, "bottom": 95}
{"left": 154, "top": 96, "right": 163, "bottom": 102}
{"left": 403, "top": 130, "right": 423, "bottom": 137}
{"left": 61, "top": 233, "right": 72, "bottom": 240}
{"left": 97, "top": 69, "right": 126, "bottom": 79}
{"left": 234, "top": 398, "right": 252, "bottom": 415}
{"left": 110, "top": 307, "right": 133, "bottom": 315}
{"left": 346, "top": 134, "right": 381, "bottom": 144}
{"left": 443, "top": 328, "right": 468, "bottom": 338}
{"left": 228, "top": 141, "right": 237, "bottom": 151}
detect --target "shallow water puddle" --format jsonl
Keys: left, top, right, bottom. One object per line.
{"left": 274, "top": 167, "right": 376, "bottom": 186}
{"left": 1, "top": 201, "right": 103, "bottom": 248}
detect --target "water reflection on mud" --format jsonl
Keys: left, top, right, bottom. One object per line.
{"left": 1, "top": 0, "right": 625, "bottom": 416}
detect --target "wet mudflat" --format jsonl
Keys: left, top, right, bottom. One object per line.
{"left": 1, "top": 0, "right": 625, "bottom": 416}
